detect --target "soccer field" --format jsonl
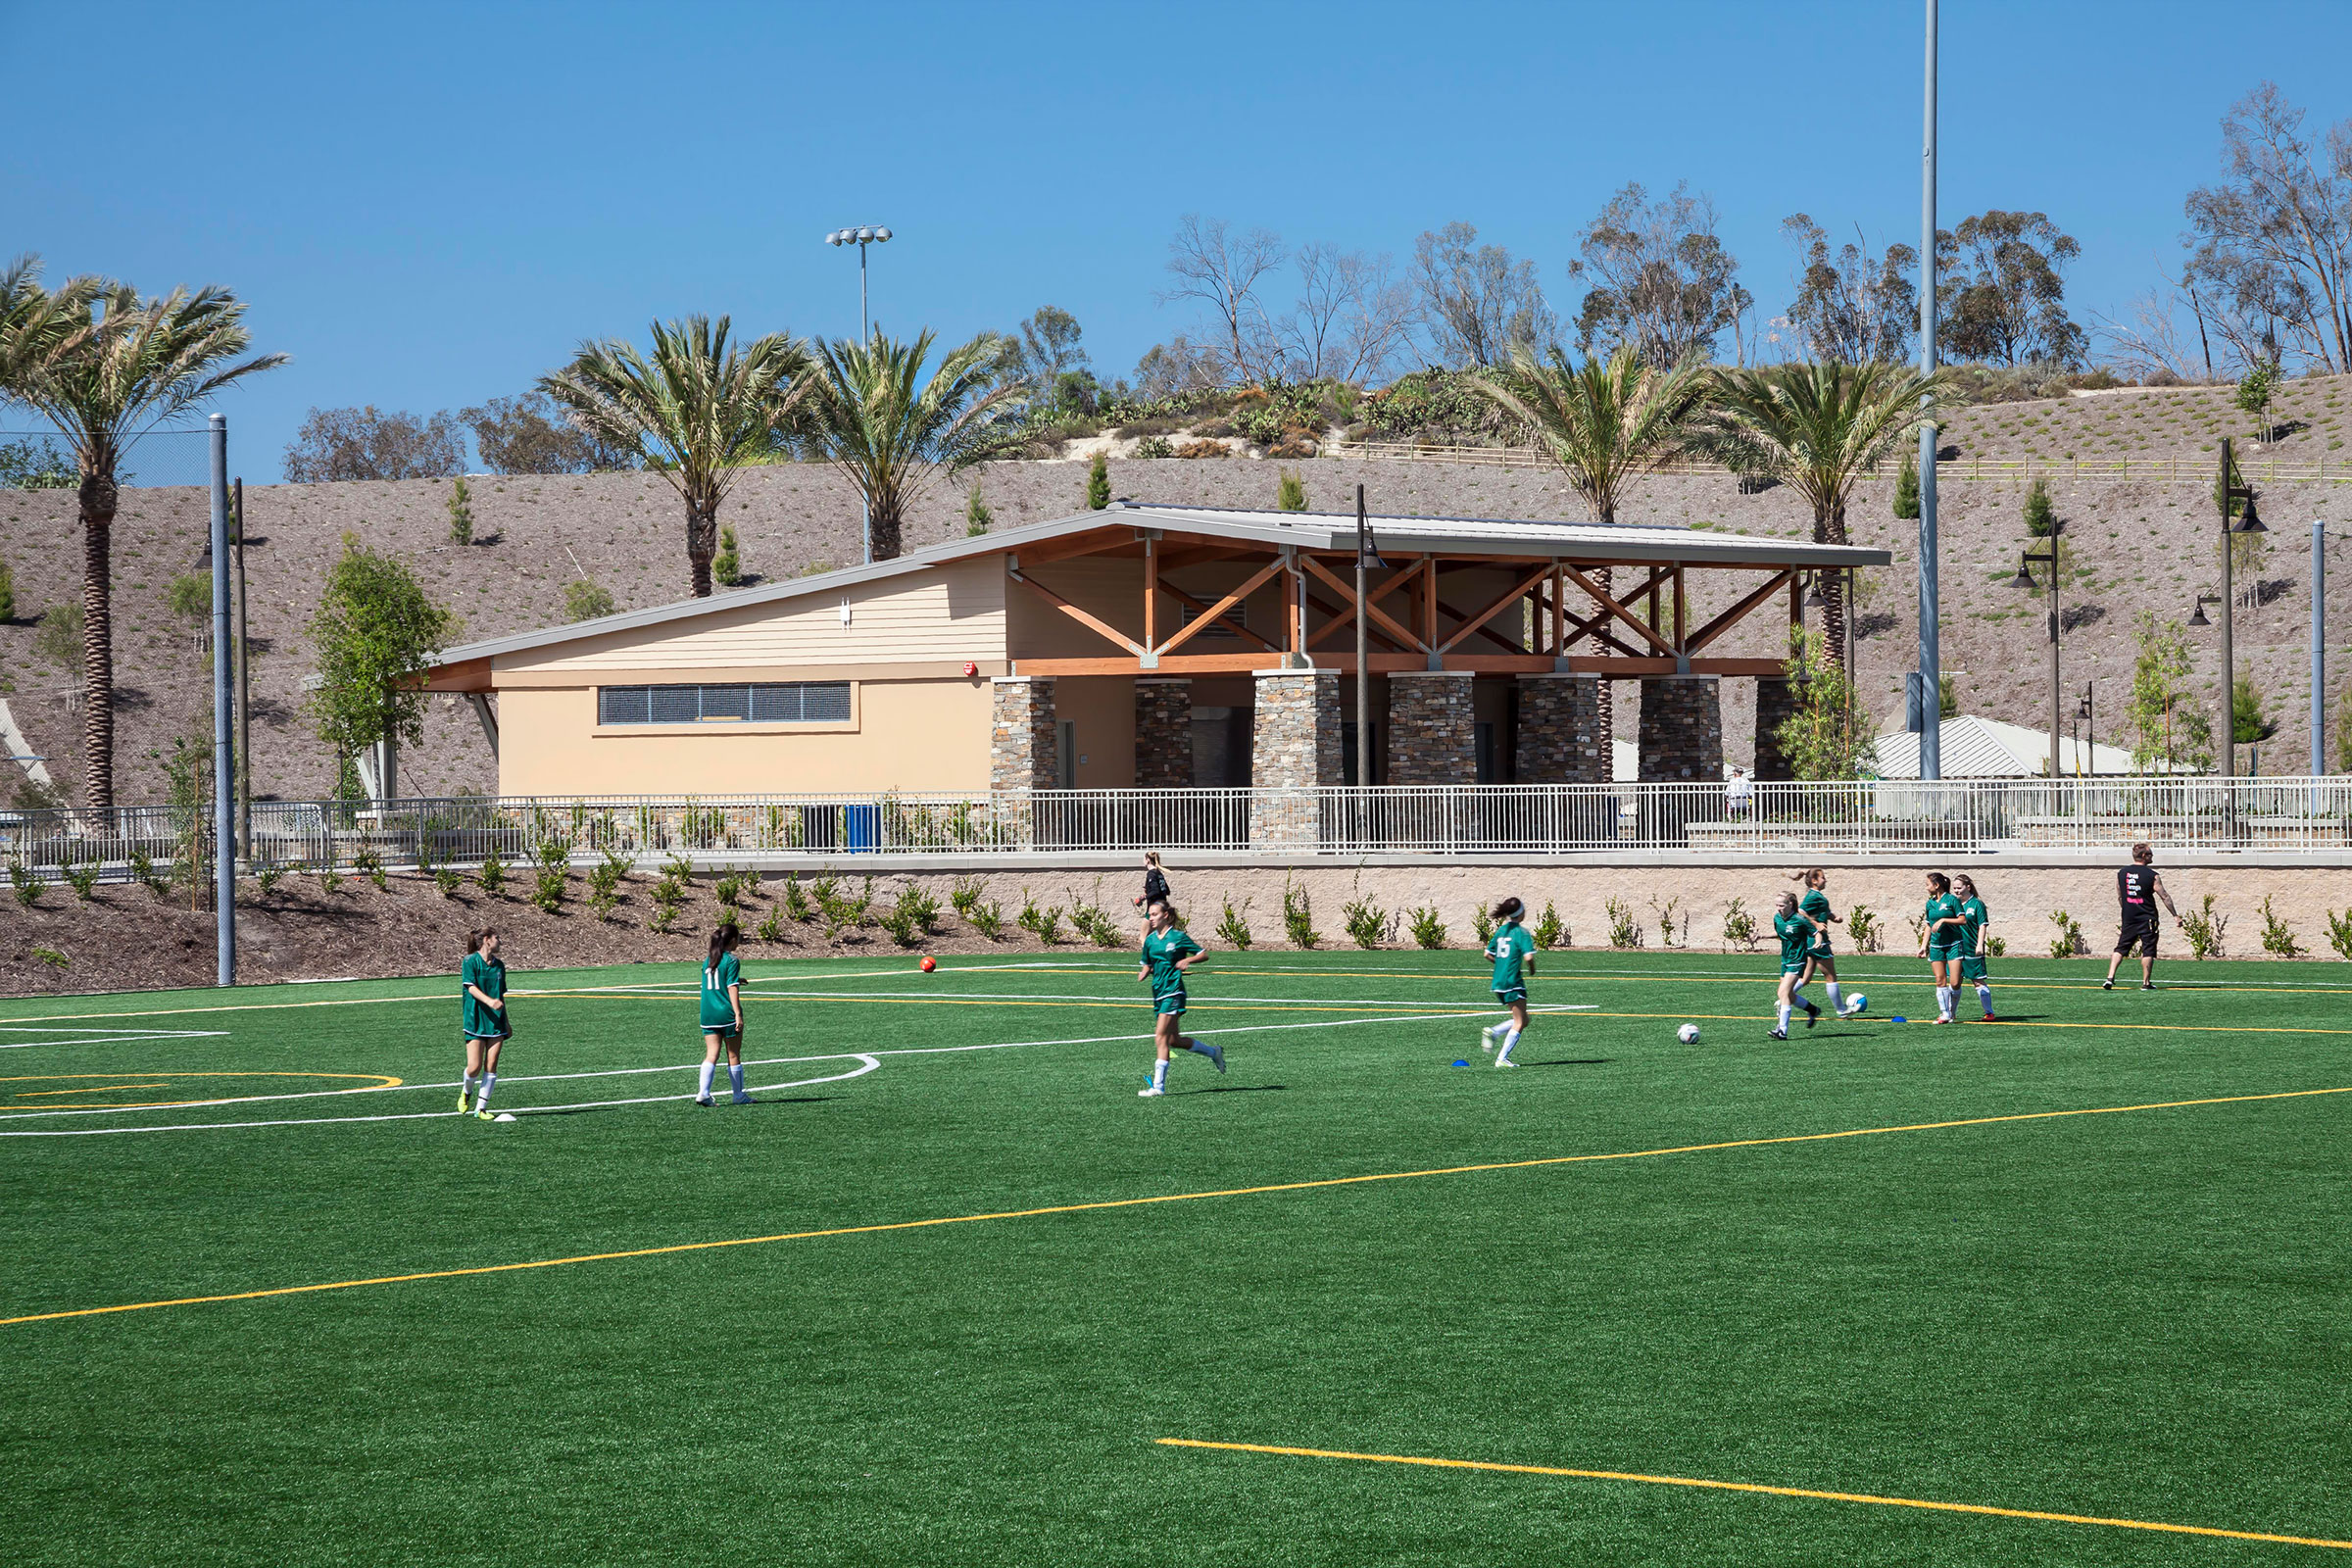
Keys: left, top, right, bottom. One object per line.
{"left": 3, "top": 949, "right": 2347, "bottom": 1565}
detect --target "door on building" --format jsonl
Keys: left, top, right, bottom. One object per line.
{"left": 1340, "top": 722, "right": 1383, "bottom": 786}
{"left": 1191, "top": 707, "right": 1251, "bottom": 787}
{"left": 1475, "top": 721, "right": 1496, "bottom": 784}
{"left": 1055, "top": 720, "right": 1076, "bottom": 789}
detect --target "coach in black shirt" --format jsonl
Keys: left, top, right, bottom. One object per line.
{"left": 2103, "top": 842, "right": 2180, "bottom": 991}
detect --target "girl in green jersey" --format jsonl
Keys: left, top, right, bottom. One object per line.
{"left": 1953, "top": 874, "right": 1995, "bottom": 1021}
{"left": 1138, "top": 899, "right": 1220, "bottom": 1096}
{"left": 696, "top": 925, "right": 749, "bottom": 1106}
{"left": 1790, "top": 868, "right": 1856, "bottom": 1017}
{"left": 459, "top": 928, "right": 509, "bottom": 1120}
{"left": 1918, "top": 872, "right": 1967, "bottom": 1024}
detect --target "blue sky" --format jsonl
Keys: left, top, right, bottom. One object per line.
{"left": 7, "top": 0, "right": 2351, "bottom": 477}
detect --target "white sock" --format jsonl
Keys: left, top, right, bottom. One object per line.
{"left": 1152, "top": 1058, "right": 1168, "bottom": 1089}
{"left": 1936, "top": 987, "right": 1953, "bottom": 1018}
{"left": 475, "top": 1072, "right": 496, "bottom": 1109}
{"left": 1826, "top": 982, "right": 1844, "bottom": 1013}
{"left": 1790, "top": 986, "right": 1810, "bottom": 1011}
{"left": 1776, "top": 1001, "right": 1792, "bottom": 1032}
{"left": 1977, "top": 984, "right": 1993, "bottom": 1013}
{"left": 462, "top": 1073, "right": 476, "bottom": 1097}
{"left": 728, "top": 1063, "right": 745, "bottom": 1095}
{"left": 1495, "top": 1024, "right": 1521, "bottom": 1063}
{"left": 698, "top": 1061, "right": 715, "bottom": 1098}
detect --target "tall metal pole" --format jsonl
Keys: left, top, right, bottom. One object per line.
{"left": 2047, "top": 547, "right": 2062, "bottom": 783}
{"left": 1917, "top": 0, "right": 1942, "bottom": 780}
{"left": 2220, "top": 438, "right": 2236, "bottom": 783}
{"left": 1355, "top": 484, "right": 1372, "bottom": 790}
{"left": 232, "top": 477, "right": 251, "bottom": 868}
{"left": 2314, "top": 517, "right": 2327, "bottom": 780}
{"left": 207, "top": 415, "right": 235, "bottom": 987}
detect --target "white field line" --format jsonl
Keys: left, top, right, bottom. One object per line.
{"left": 0, "top": 1028, "right": 228, "bottom": 1051}
{"left": 0, "top": 1004, "right": 1560, "bottom": 1137}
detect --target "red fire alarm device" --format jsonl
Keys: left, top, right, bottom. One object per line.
{"left": 963, "top": 661, "right": 979, "bottom": 677}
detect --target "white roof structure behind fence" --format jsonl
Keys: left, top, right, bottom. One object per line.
{"left": 1871, "top": 714, "right": 2148, "bottom": 779}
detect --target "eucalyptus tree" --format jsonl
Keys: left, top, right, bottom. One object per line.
{"left": 799, "top": 329, "right": 1025, "bottom": 561}
{"left": 1473, "top": 342, "right": 1711, "bottom": 757}
{"left": 7, "top": 279, "right": 283, "bottom": 811}
{"left": 1694, "top": 360, "right": 1944, "bottom": 668}
{"left": 540, "top": 317, "right": 810, "bottom": 598}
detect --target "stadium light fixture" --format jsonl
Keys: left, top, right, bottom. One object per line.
{"left": 825, "top": 222, "right": 896, "bottom": 564}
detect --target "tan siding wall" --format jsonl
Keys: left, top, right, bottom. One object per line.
{"left": 506, "top": 557, "right": 1006, "bottom": 674}
{"left": 1054, "top": 675, "right": 1137, "bottom": 788}
{"left": 495, "top": 677, "right": 995, "bottom": 796}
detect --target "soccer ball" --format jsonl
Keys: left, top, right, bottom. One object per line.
{"left": 920, "top": 956, "right": 937, "bottom": 973}
{"left": 1846, "top": 993, "right": 1867, "bottom": 1015}
{"left": 1677, "top": 1023, "right": 1701, "bottom": 1044}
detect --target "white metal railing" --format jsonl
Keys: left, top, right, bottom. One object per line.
{"left": 3, "top": 779, "right": 2349, "bottom": 878}
{"left": 1326, "top": 439, "right": 2349, "bottom": 486}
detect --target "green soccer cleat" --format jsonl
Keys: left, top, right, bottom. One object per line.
{"left": 474, "top": 1108, "right": 496, "bottom": 1122}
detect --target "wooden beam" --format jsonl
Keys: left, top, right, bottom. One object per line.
{"left": 1015, "top": 653, "right": 1791, "bottom": 677}
{"left": 1161, "top": 578, "right": 1282, "bottom": 653}
{"left": 1010, "top": 529, "right": 1131, "bottom": 567}
{"left": 1143, "top": 535, "right": 1156, "bottom": 653}
{"left": 1561, "top": 564, "right": 1677, "bottom": 656}
{"left": 1302, "top": 589, "right": 1406, "bottom": 654}
{"left": 1438, "top": 566, "right": 1553, "bottom": 653}
{"left": 1007, "top": 565, "right": 1144, "bottom": 656}
{"left": 1686, "top": 568, "right": 1795, "bottom": 656}
{"left": 1301, "top": 554, "right": 1427, "bottom": 653}
{"left": 1156, "top": 558, "right": 1287, "bottom": 659}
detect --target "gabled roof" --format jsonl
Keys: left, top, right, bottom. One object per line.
{"left": 425, "top": 498, "right": 1889, "bottom": 669}
{"left": 1871, "top": 714, "right": 2153, "bottom": 778}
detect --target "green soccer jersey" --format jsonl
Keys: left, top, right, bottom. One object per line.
{"left": 1143, "top": 927, "right": 1201, "bottom": 997}
{"left": 1487, "top": 921, "right": 1536, "bottom": 991}
{"left": 1799, "top": 889, "right": 1835, "bottom": 951}
{"left": 700, "top": 953, "right": 742, "bottom": 1031}
{"left": 1774, "top": 911, "right": 1818, "bottom": 970}
{"left": 1924, "top": 893, "right": 1964, "bottom": 950}
{"left": 1958, "top": 897, "right": 1988, "bottom": 953}
{"left": 461, "top": 952, "right": 508, "bottom": 1039}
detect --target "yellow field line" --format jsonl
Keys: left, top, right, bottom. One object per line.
{"left": 5, "top": 1083, "right": 2343, "bottom": 1331}
{"left": 0, "top": 1071, "right": 403, "bottom": 1111}
{"left": 1152, "top": 1439, "right": 2352, "bottom": 1551}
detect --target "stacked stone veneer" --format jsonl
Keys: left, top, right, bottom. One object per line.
{"left": 1514, "top": 673, "right": 1606, "bottom": 784}
{"left": 1250, "top": 670, "right": 1340, "bottom": 846}
{"left": 1386, "top": 670, "right": 1477, "bottom": 785}
{"left": 1134, "top": 679, "right": 1193, "bottom": 788}
{"left": 1752, "top": 676, "right": 1797, "bottom": 781}
{"left": 1637, "top": 675, "right": 1724, "bottom": 782}
{"left": 990, "top": 676, "right": 1057, "bottom": 793}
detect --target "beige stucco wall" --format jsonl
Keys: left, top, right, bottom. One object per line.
{"left": 1054, "top": 675, "right": 1138, "bottom": 789}
{"left": 493, "top": 676, "right": 996, "bottom": 796}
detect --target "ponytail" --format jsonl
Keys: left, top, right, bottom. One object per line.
{"left": 1790, "top": 868, "right": 1825, "bottom": 886}
{"left": 1927, "top": 872, "right": 1951, "bottom": 893}
{"left": 706, "top": 925, "right": 737, "bottom": 970}
{"left": 466, "top": 927, "right": 494, "bottom": 957}
{"left": 1492, "top": 896, "right": 1524, "bottom": 921}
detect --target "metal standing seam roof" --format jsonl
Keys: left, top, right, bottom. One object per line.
{"left": 425, "top": 498, "right": 1891, "bottom": 668}
{"left": 1871, "top": 714, "right": 2149, "bottom": 778}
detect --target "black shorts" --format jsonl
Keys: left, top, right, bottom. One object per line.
{"left": 2115, "top": 915, "right": 2159, "bottom": 957}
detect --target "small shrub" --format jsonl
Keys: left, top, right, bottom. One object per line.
{"left": 968, "top": 900, "right": 1007, "bottom": 941}
{"left": 713, "top": 868, "right": 747, "bottom": 909}
{"left": 1282, "top": 877, "right": 1320, "bottom": 949}
{"left": 2023, "top": 476, "right": 2058, "bottom": 537}
{"left": 1986, "top": 935, "right": 2008, "bottom": 957}
{"left": 1086, "top": 450, "right": 1110, "bottom": 510}
{"left": 1174, "top": 438, "right": 1228, "bottom": 459}
{"left": 1133, "top": 435, "right": 1174, "bottom": 459}
{"left": 32, "top": 945, "right": 66, "bottom": 970}
{"left": 2047, "top": 909, "right": 2087, "bottom": 959}
{"left": 1406, "top": 906, "right": 1446, "bottom": 950}
{"left": 649, "top": 900, "right": 679, "bottom": 935}
{"left": 1535, "top": 901, "right": 1568, "bottom": 951}
{"left": 1721, "top": 897, "right": 1758, "bottom": 952}
{"left": 2181, "top": 894, "right": 2228, "bottom": 960}
{"left": 434, "top": 866, "right": 464, "bottom": 899}
{"left": 713, "top": 524, "right": 742, "bottom": 587}
{"left": 2259, "top": 896, "right": 2300, "bottom": 958}
{"left": 783, "top": 873, "right": 812, "bottom": 922}
{"left": 2320, "top": 907, "right": 2352, "bottom": 960}
{"left": 950, "top": 874, "right": 986, "bottom": 918}
{"left": 1604, "top": 896, "right": 1642, "bottom": 950}
{"left": 254, "top": 861, "right": 287, "bottom": 899}
{"left": 448, "top": 475, "right": 473, "bottom": 544}
{"left": 130, "top": 849, "right": 171, "bottom": 901}
{"left": 1216, "top": 896, "right": 1254, "bottom": 950}
{"left": 1646, "top": 896, "right": 1680, "bottom": 949}
{"left": 564, "top": 578, "right": 615, "bottom": 621}
{"left": 586, "top": 846, "right": 630, "bottom": 903}
{"left": 895, "top": 883, "right": 941, "bottom": 936}
{"left": 1342, "top": 894, "right": 1388, "bottom": 950}
{"left": 1276, "top": 467, "right": 1307, "bottom": 512}
{"left": 964, "top": 485, "right": 994, "bottom": 536}
{"left": 352, "top": 846, "right": 387, "bottom": 891}
{"left": 531, "top": 837, "right": 570, "bottom": 913}
{"left": 663, "top": 852, "right": 697, "bottom": 888}
{"left": 313, "top": 858, "right": 343, "bottom": 897}
{"left": 1908, "top": 914, "right": 1928, "bottom": 951}
{"left": 880, "top": 902, "right": 924, "bottom": 948}
{"left": 755, "top": 906, "right": 786, "bottom": 943}
{"left": 1471, "top": 906, "right": 1495, "bottom": 947}
{"left": 62, "top": 858, "right": 100, "bottom": 903}
{"left": 8, "top": 858, "right": 38, "bottom": 908}
{"left": 0, "top": 561, "right": 14, "bottom": 621}
{"left": 1033, "top": 903, "right": 1064, "bottom": 945}
{"left": 475, "top": 850, "right": 507, "bottom": 898}
{"left": 1069, "top": 880, "right": 1123, "bottom": 947}
{"left": 1847, "top": 905, "right": 1882, "bottom": 954}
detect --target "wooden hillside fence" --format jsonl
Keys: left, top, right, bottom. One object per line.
{"left": 1325, "top": 440, "right": 2352, "bottom": 486}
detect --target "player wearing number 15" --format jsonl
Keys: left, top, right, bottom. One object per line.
{"left": 1481, "top": 898, "right": 1536, "bottom": 1068}
{"left": 1137, "top": 899, "right": 1221, "bottom": 1096}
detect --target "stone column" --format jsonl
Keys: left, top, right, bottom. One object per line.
{"left": 1753, "top": 676, "right": 1798, "bottom": 782}
{"left": 990, "top": 676, "right": 1057, "bottom": 793}
{"left": 1386, "top": 670, "right": 1477, "bottom": 785}
{"left": 1637, "top": 674, "right": 1724, "bottom": 846}
{"left": 1513, "top": 673, "right": 1606, "bottom": 784}
{"left": 1250, "top": 669, "right": 1341, "bottom": 847}
{"left": 1133, "top": 678, "right": 1193, "bottom": 788}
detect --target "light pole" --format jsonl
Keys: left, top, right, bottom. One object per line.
{"left": 1917, "top": 0, "right": 1941, "bottom": 779}
{"left": 2010, "top": 531, "right": 2065, "bottom": 783}
{"left": 825, "top": 224, "right": 893, "bottom": 564}
{"left": 2215, "top": 436, "right": 2266, "bottom": 781}
{"left": 2077, "top": 682, "right": 2095, "bottom": 776}
{"left": 1353, "top": 485, "right": 1386, "bottom": 793}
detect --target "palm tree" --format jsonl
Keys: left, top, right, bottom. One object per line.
{"left": 0, "top": 255, "right": 96, "bottom": 386}
{"left": 540, "top": 317, "right": 810, "bottom": 598}
{"left": 1694, "top": 361, "right": 1944, "bottom": 668}
{"left": 799, "top": 329, "right": 1025, "bottom": 561}
{"left": 8, "top": 281, "right": 284, "bottom": 812}
{"left": 1473, "top": 343, "right": 1711, "bottom": 757}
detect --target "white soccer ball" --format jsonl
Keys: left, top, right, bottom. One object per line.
{"left": 1847, "top": 994, "right": 1868, "bottom": 1015}
{"left": 1677, "top": 1023, "right": 1701, "bottom": 1044}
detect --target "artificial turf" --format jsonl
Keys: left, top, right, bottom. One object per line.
{"left": 2, "top": 947, "right": 2347, "bottom": 1565}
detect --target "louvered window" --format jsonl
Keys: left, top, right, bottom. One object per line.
{"left": 598, "top": 682, "right": 852, "bottom": 725}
